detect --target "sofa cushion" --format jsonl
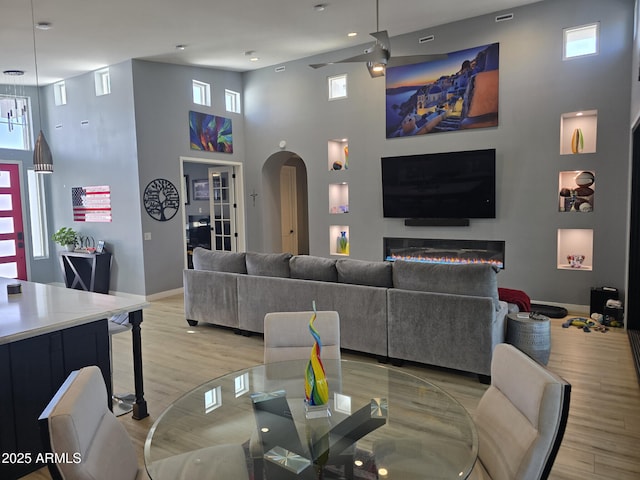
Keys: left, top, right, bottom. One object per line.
{"left": 246, "top": 252, "right": 292, "bottom": 277}
{"left": 289, "top": 255, "right": 337, "bottom": 282}
{"left": 392, "top": 261, "right": 500, "bottom": 309}
{"left": 192, "top": 248, "right": 247, "bottom": 273}
{"left": 336, "top": 259, "right": 393, "bottom": 288}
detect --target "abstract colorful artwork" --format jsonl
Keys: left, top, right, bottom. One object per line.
{"left": 386, "top": 43, "right": 499, "bottom": 138}
{"left": 189, "top": 111, "right": 233, "bottom": 153}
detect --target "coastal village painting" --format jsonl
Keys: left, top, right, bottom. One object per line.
{"left": 386, "top": 43, "right": 499, "bottom": 138}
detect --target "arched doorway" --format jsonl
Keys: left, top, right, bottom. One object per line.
{"left": 262, "top": 151, "right": 309, "bottom": 254}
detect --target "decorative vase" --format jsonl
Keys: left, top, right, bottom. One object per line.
{"left": 571, "top": 128, "right": 584, "bottom": 154}
{"left": 305, "top": 301, "right": 329, "bottom": 417}
{"left": 338, "top": 231, "right": 349, "bottom": 254}
{"left": 65, "top": 244, "right": 75, "bottom": 252}
{"left": 343, "top": 145, "right": 349, "bottom": 169}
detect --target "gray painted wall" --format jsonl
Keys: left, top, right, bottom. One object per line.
{"left": 45, "top": 60, "right": 146, "bottom": 294}
{"left": 243, "top": 0, "right": 634, "bottom": 306}
{"left": 131, "top": 60, "right": 245, "bottom": 294}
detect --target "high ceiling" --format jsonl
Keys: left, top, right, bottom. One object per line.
{"left": 1, "top": 0, "right": 542, "bottom": 86}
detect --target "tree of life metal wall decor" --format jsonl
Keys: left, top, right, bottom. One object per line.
{"left": 143, "top": 178, "right": 180, "bottom": 222}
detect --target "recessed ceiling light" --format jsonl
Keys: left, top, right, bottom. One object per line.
{"left": 250, "top": 57, "right": 259, "bottom": 62}
{"left": 175, "top": 44, "right": 187, "bottom": 50}
{"left": 35, "top": 22, "right": 52, "bottom": 30}
{"left": 3, "top": 70, "right": 25, "bottom": 76}
{"left": 576, "top": 112, "right": 583, "bottom": 116}
{"left": 314, "top": 4, "right": 327, "bottom": 12}
{"left": 347, "top": 32, "right": 358, "bottom": 37}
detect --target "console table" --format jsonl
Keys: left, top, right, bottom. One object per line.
{"left": 59, "top": 251, "right": 112, "bottom": 294}
{"left": 0, "top": 277, "right": 149, "bottom": 479}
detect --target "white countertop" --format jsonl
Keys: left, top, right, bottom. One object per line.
{"left": 0, "top": 277, "right": 149, "bottom": 345}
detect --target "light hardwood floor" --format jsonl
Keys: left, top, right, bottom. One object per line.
{"left": 24, "top": 295, "right": 640, "bottom": 479}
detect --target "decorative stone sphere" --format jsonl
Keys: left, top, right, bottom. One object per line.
{"left": 579, "top": 202, "right": 593, "bottom": 212}
{"left": 575, "top": 171, "right": 595, "bottom": 187}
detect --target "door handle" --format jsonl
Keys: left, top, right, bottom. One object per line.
{"left": 17, "top": 231, "right": 23, "bottom": 240}
{"left": 290, "top": 230, "right": 294, "bottom": 234}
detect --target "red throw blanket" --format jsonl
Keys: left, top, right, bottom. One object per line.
{"left": 498, "top": 287, "right": 531, "bottom": 312}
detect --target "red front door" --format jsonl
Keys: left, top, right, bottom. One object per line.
{"left": 0, "top": 163, "right": 27, "bottom": 280}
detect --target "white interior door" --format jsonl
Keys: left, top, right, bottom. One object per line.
{"left": 209, "top": 166, "right": 237, "bottom": 252}
{"left": 280, "top": 165, "right": 298, "bottom": 254}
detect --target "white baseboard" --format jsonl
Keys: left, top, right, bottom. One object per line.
{"left": 144, "top": 287, "right": 184, "bottom": 302}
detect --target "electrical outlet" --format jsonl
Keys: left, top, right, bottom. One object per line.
{"left": 144, "top": 232, "right": 151, "bottom": 240}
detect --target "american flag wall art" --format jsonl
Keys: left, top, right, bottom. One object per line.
{"left": 72, "top": 185, "right": 112, "bottom": 222}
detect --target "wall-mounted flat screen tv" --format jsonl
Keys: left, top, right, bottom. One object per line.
{"left": 381, "top": 148, "right": 496, "bottom": 219}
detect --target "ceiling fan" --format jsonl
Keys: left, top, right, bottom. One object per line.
{"left": 309, "top": 0, "right": 447, "bottom": 77}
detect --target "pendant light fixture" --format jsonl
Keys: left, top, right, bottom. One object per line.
{"left": 30, "top": 0, "right": 53, "bottom": 174}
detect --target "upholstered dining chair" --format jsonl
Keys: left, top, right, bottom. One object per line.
{"left": 263, "top": 310, "right": 341, "bottom": 363}
{"left": 38, "top": 365, "right": 140, "bottom": 480}
{"left": 469, "top": 343, "right": 571, "bottom": 480}
{"left": 40, "top": 366, "right": 250, "bottom": 480}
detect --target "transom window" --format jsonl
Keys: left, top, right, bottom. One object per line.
{"left": 225, "top": 89, "right": 241, "bottom": 113}
{"left": 54, "top": 81, "right": 67, "bottom": 106}
{"left": 563, "top": 23, "right": 599, "bottom": 60}
{"left": 94, "top": 68, "right": 111, "bottom": 96}
{"left": 328, "top": 74, "right": 347, "bottom": 100}
{"left": 192, "top": 80, "right": 211, "bottom": 106}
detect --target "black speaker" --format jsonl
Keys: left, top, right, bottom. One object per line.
{"left": 404, "top": 218, "right": 470, "bottom": 227}
{"left": 590, "top": 287, "right": 619, "bottom": 315}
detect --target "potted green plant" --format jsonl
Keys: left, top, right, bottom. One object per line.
{"left": 52, "top": 227, "right": 77, "bottom": 251}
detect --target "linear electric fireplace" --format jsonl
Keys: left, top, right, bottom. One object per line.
{"left": 384, "top": 237, "right": 505, "bottom": 269}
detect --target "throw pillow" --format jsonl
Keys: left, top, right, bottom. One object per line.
{"left": 289, "top": 256, "right": 338, "bottom": 282}
{"left": 246, "top": 252, "right": 292, "bottom": 277}
{"left": 336, "top": 259, "right": 393, "bottom": 288}
{"left": 192, "top": 248, "right": 247, "bottom": 273}
{"left": 392, "top": 260, "right": 500, "bottom": 309}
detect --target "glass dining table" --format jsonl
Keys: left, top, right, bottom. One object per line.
{"left": 144, "top": 359, "right": 478, "bottom": 479}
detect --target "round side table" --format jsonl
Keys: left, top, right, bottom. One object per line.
{"left": 506, "top": 312, "right": 551, "bottom": 365}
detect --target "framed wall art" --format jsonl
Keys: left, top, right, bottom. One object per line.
{"left": 189, "top": 111, "right": 233, "bottom": 153}
{"left": 192, "top": 178, "right": 209, "bottom": 201}
{"left": 386, "top": 43, "right": 499, "bottom": 138}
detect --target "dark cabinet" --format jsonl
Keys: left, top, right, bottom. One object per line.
{"left": 0, "top": 319, "right": 110, "bottom": 479}
{"left": 59, "top": 251, "right": 112, "bottom": 294}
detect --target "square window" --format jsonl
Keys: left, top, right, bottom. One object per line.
{"left": 225, "top": 89, "right": 241, "bottom": 113}
{"left": 54, "top": 81, "right": 67, "bottom": 106}
{"left": 328, "top": 74, "right": 347, "bottom": 100}
{"left": 563, "top": 23, "right": 599, "bottom": 60}
{"left": 192, "top": 80, "right": 211, "bottom": 106}
{"left": 94, "top": 68, "right": 111, "bottom": 96}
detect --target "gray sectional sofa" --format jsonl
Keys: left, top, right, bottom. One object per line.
{"left": 183, "top": 248, "right": 508, "bottom": 377}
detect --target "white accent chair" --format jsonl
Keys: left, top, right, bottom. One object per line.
{"left": 263, "top": 310, "right": 341, "bottom": 363}
{"left": 469, "top": 343, "right": 571, "bottom": 480}
{"left": 40, "top": 366, "right": 250, "bottom": 480}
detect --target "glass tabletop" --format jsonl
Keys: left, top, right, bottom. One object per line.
{"left": 144, "top": 359, "right": 478, "bottom": 479}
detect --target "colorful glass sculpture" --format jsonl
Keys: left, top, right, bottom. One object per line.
{"left": 304, "top": 301, "right": 329, "bottom": 406}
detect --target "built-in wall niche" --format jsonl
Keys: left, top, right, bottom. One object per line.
{"left": 328, "top": 139, "right": 348, "bottom": 171}
{"left": 329, "top": 182, "right": 349, "bottom": 214}
{"left": 329, "top": 225, "right": 350, "bottom": 256}
{"left": 560, "top": 109, "right": 597, "bottom": 155}
{"left": 557, "top": 228, "right": 593, "bottom": 270}
{"left": 558, "top": 170, "right": 595, "bottom": 212}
